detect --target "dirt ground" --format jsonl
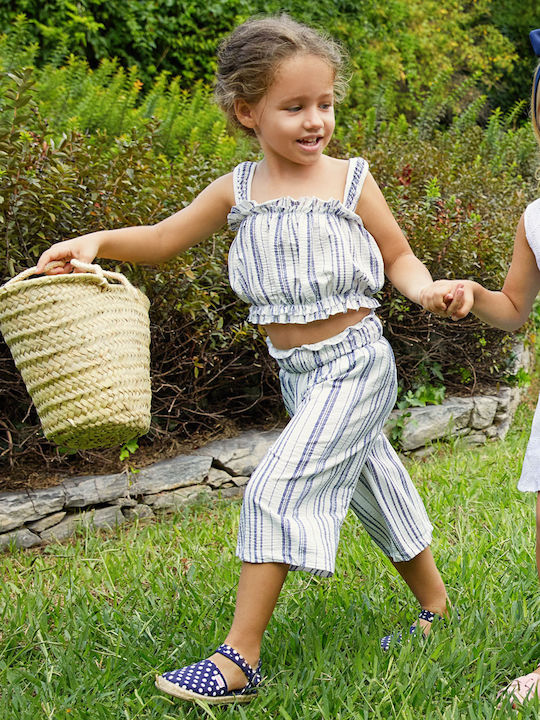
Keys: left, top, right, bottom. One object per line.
{"left": 0, "top": 422, "right": 250, "bottom": 494}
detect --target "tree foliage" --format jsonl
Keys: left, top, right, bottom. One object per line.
{"left": 0, "top": 0, "right": 523, "bottom": 117}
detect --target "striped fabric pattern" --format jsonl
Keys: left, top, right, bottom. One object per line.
{"left": 237, "top": 315, "right": 433, "bottom": 576}
{"left": 227, "top": 158, "right": 385, "bottom": 325}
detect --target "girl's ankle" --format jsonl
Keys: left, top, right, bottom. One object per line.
{"left": 421, "top": 593, "right": 450, "bottom": 618}
{"left": 221, "top": 638, "right": 261, "bottom": 668}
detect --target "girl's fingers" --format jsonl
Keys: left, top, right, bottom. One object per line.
{"left": 36, "top": 246, "right": 76, "bottom": 274}
{"left": 443, "top": 284, "right": 464, "bottom": 314}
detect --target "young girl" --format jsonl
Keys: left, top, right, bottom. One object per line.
{"left": 36, "top": 15, "right": 464, "bottom": 704}
{"left": 439, "top": 28, "right": 540, "bottom": 709}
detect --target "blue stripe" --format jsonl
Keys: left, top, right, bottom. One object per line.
{"left": 227, "top": 157, "right": 384, "bottom": 325}
{"left": 236, "top": 321, "right": 433, "bottom": 575}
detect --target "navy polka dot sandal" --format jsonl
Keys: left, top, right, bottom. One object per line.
{"left": 155, "top": 643, "right": 262, "bottom": 704}
{"left": 380, "top": 609, "right": 439, "bottom": 651}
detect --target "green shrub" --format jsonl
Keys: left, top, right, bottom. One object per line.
{"left": 351, "top": 112, "right": 539, "bottom": 395}
{"left": 0, "top": 69, "right": 274, "bottom": 471}
{"left": 0, "top": 2, "right": 519, "bottom": 117}
{"left": 1, "top": 63, "right": 539, "bottom": 472}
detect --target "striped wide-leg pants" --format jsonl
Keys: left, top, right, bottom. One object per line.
{"left": 236, "top": 313, "right": 433, "bottom": 577}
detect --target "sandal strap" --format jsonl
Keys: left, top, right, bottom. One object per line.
{"left": 418, "top": 609, "right": 437, "bottom": 623}
{"left": 214, "top": 644, "right": 261, "bottom": 689}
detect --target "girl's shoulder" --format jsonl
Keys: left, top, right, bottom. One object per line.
{"left": 524, "top": 198, "right": 540, "bottom": 242}
{"left": 524, "top": 197, "right": 540, "bottom": 221}
{"left": 524, "top": 198, "right": 540, "bottom": 270}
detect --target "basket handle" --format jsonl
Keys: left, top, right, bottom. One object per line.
{"left": 3, "top": 259, "right": 139, "bottom": 295}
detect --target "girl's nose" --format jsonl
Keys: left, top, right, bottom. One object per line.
{"left": 303, "top": 109, "right": 323, "bottom": 129}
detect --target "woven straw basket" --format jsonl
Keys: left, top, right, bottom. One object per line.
{"left": 0, "top": 259, "right": 151, "bottom": 450}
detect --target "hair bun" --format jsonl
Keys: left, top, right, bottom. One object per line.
{"left": 530, "top": 29, "right": 540, "bottom": 56}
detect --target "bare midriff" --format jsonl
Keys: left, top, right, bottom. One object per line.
{"left": 264, "top": 306, "right": 371, "bottom": 350}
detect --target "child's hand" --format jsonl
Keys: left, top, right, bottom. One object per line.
{"left": 419, "top": 280, "right": 474, "bottom": 321}
{"left": 36, "top": 237, "right": 100, "bottom": 275}
{"left": 442, "top": 281, "right": 474, "bottom": 320}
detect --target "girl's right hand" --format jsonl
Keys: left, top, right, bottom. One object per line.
{"left": 35, "top": 236, "right": 100, "bottom": 275}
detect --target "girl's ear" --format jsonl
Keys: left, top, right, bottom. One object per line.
{"left": 234, "top": 98, "right": 258, "bottom": 130}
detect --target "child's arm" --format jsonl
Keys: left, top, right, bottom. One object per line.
{"left": 357, "top": 172, "right": 463, "bottom": 314}
{"left": 462, "top": 215, "right": 540, "bottom": 330}
{"left": 36, "top": 174, "right": 234, "bottom": 272}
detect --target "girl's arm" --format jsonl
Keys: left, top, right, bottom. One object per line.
{"left": 36, "top": 173, "right": 235, "bottom": 272}
{"left": 357, "top": 172, "right": 459, "bottom": 313}
{"left": 463, "top": 215, "right": 540, "bottom": 330}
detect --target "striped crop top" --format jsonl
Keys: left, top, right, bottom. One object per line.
{"left": 227, "top": 157, "right": 385, "bottom": 325}
{"left": 525, "top": 197, "right": 540, "bottom": 270}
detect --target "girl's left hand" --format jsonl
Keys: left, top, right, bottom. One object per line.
{"left": 419, "top": 280, "right": 474, "bottom": 320}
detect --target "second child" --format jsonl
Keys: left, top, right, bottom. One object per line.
{"left": 436, "top": 29, "right": 540, "bottom": 709}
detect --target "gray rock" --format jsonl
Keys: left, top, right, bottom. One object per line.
{"left": 62, "top": 473, "right": 127, "bottom": 508}
{"left": 410, "top": 445, "right": 438, "bottom": 459}
{"left": 0, "top": 527, "right": 41, "bottom": 550}
{"left": 192, "top": 429, "right": 282, "bottom": 475}
{"left": 231, "top": 476, "right": 250, "bottom": 487}
{"left": 496, "top": 387, "right": 517, "bottom": 413}
{"left": 0, "top": 492, "right": 38, "bottom": 532}
{"left": 399, "top": 398, "right": 473, "bottom": 451}
{"left": 494, "top": 410, "right": 509, "bottom": 424}
{"left": 471, "top": 397, "right": 498, "bottom": 429}
{"left": 0, "top": 485, "right": 65, "bottom": 532}
{"left": 27, "top": 511, "right": 67, "bottom": 532}
{"left": 507, "top": 341, "right": 532, "bottom": 374}
{"left": 28, "top": 485, "right": 66, "bottom": 516}
{"left": 111, "top": 497, "right": 138, "bottom": 507}
{"left": 40, "top": 514, "right": 78, "bottom": 542}
{"left": 40, "top": 506, "right": 126, "bottom": 543}
{"left": 40, "top": 514, "right": 79, "bottom": 542}
{"left": 87, "top": 506, "right": 126, "bottom": 530}
{"left": 461, "top": 431, "right": 487, "bottom": 446}
{"left": 206, "top": 468, "right": 234, "bottom": 489}
{"left": 123, "top": 504, "right": 154, "bottom": 520}
{"left": 145, "top": 484, "right": 211, "bottom": 510}
{"left": 128, "top": 456, "right": 212, "bottom": 495}
{"left": 218, "top": 486, "right": 245, "bottom": 499}
{"left": 493, "top": 386, "right": 522, "bottom": 439}
{"left": 94, "top": 473, "right": 130, "bottom": 504}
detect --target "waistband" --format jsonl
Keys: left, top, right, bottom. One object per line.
{"left": 266, "top": 311, "right": 383, "bottom": 373}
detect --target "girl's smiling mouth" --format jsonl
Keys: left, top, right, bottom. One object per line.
{"left": 297, "top": 137, "right": 323, "bottom": 148}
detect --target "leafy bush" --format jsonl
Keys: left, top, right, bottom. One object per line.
{"left": 1, "top": 2, "right": 519, "bottom": 117}
{"left": 1, "top": 60, "right": 539, "bottom": 473}
{"left": 348, "top": 109, "right": 539, "bottom": 395}
{"left": 0, "top": 69, "right": 275, "bottom": 472}
{"left": 487, "top": 0, "right": 539, "bottom": 115}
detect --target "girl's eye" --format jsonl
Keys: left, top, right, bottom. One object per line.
{"left": 320, "top": 103, "right": 332, "bottom": 110}
{"left": 286, "top": 106, "right": 302, "bottom": 113}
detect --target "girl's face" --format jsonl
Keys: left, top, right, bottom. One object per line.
{"left": 236, "top": 53, "right": 336, "bottom": 166}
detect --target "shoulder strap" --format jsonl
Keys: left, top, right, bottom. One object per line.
{"left": 343, "top": 157, "right": 369, "bottom": 210}
{"left": 524, "top": 198, "right": 540, "bottom": 271}
{"left": 232, "top": 161, "right": 257, "bottom": 204}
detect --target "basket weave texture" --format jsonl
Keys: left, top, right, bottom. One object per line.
{"left": 0, "top": 261, "right": 151, "bottom": 450}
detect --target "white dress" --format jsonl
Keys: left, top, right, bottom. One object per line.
{"left": 518, "top": 197, "right": 540, "bottom": 492}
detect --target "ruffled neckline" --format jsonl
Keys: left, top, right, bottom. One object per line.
{"left": 228, "top": 196, "right": 364, "bottom": 231}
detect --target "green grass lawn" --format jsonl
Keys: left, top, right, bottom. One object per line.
{"left": 2, "top": 398, "right": 540, "bottom": 719}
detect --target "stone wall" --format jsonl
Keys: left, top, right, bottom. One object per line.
{"left": 0, "top": 343, "right": 533, "bottom": 551}
{"left": 387, "top": 341, "right": 532, "bottom": 454}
